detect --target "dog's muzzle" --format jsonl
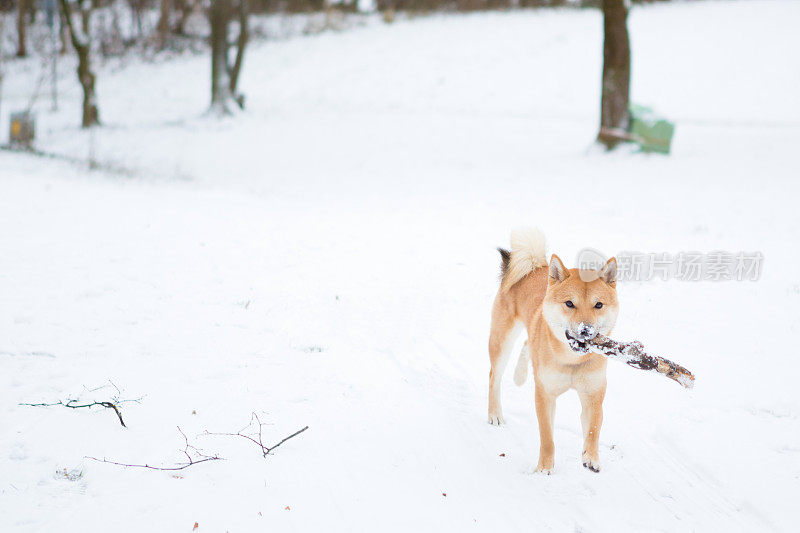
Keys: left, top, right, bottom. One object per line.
{"left": 565, "top": 322, "right": 598, "bottom": 354}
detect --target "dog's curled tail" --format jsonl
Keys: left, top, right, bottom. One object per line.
{"left": 499, "top": 227, "right": 547, "bottom": 293}
{"left": 513, "top": 341, "right": 530, "bottom": 386}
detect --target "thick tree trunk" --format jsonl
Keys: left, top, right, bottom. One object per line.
{"left": 209, "top": 0, "right": 247, "bottom": 113}
{"left": 157, "top": 0, "right": 173, "bottom": 49}
{"left": 209, "top": 0, "right": 233, "bottom": 113}
{"left": 228, "top": 0, "right": 248, "bottom": 106}
{"left": 59, "top": 8, "right": 70, "bottom": 55}
{"left": 174, "top": 0, "right": 196, "bottom": 36}
{"left": 597, "top": 0, "right": 631, "bottom": 149}
{"left": 17, "top": 0, "right": 30, "bottom": 57}
{"left": 59, "top": 0, "right": 100, "bottom": 128}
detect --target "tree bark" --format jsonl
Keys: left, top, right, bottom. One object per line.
{"left": 228, "top": 0, "right": 248, "bottom": 106}
{"left": 209, "top": 0, "right": 233, "bottom": 112}
{"left": 209, "top": 0, "right": 247, "bottom": 113}
{"left": 59, "top": 8, "right": 70, "bottom": 55}
{"left": 129, "top": 0, "right": 144, "bottom": 39}
{"left": 597, "top": 0, "right": 631, "bottom": 149}
{"left": 157, "top": 0, "right": 173, "bottom": 49}
{"left": 174, "top": 0, "right": 196, "bottom": 36}
{"left": 581, "top": 333, "right": 695, "bottom": 389}
{"left": 17, "top": 0, "right": 30, "bottom": 57}
{"left": 59, "top": 0, "right": 100, "bottom": 128}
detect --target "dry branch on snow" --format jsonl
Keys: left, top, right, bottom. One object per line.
{"left": 87, "top": 415, "right": 309, "bottom": 472}
{"left": 19, "top": 383, "right": 142, "bottom": 427}
{"left": 20, "top": 399, "right": 130, "bottom": 427}
{"left": 86, "top": 426, "right": 223, "bottom": 471}
{"left": 204, "top": 412, "right": 309, "bottom": 457}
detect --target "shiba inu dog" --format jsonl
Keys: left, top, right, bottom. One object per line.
{"left": 487, "top": 228, "right": 618, "bottom": 474}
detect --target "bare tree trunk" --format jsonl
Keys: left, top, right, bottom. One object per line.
{"left": 209, "top": 0, "right": 248, "bottom": 114}
{"left": 59, "top": 8, "right": 70, "bottom": 55}
{"left": 128, "top": 0, "right": 144, "bottom": 39}
{"left": 1, "top": 11, "right": 5, "bottom": 118}
{"left": 597, "top": 0, "right": 631, "bottom": 150}
{"left": 59, "top": 0, "right": 100, "bottom": 128}
{"left": 17, "top": 0, "right": 30, "bottom": 57}
{"left": 157, "top": 0, "right": 173, "bottom": 49}
{"left": 79, "top": 0, "right": 89, "bottom": 35}
{"left": 174, "top": 0, "right": 196, "bottom": 35}
{"left": 228, "top": 0, "right": 248, "bottom": 106}
{"left": 209, "top": 0, "right": 232, "bottom": 113}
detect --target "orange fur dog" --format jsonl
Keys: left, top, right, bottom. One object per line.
{"left": 488, "top": 228, "right": 618, "bottom": 474}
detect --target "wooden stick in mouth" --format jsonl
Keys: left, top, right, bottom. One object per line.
{"left": 569, "top": 333, "right": 695, "bottom": 389}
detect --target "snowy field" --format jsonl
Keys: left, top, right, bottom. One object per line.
{"left": 2, "top": 1, "right": 800, "bottom": 531}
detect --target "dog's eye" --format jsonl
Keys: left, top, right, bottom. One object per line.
{"left": 565, "top": 300, "right": 575, "bottom": 308}
{"left": 595, "top": 302, "right": 603, "bottom": 309}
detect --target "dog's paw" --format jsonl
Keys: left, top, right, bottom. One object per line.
{"left": 535, "top": 457, "right": 554, "bottom": 475}
{"left": 581, "top": 452, "right": 601, "bottom": 473}
{"left": 487, "top": 412, "right": 505, "bottom": 425}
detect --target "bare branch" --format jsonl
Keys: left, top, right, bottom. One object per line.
{"left": 86, "top": 426, "right": 223, "bottom": 471}
{"left": 204, "top": 413, "right": 309, "bottom": 457}
{"left": 84, "top": 414, "right": 307, "bottom": 473}
{"left": 84, "top": 455, "right": 221, "bottom": 471}
{"left": 108, "top": 380, "right": 122, "bottom": 396}
{"left": 19, "top": 385, "right": 142, "bottom": 427}
{"left": 580, "top": 333, "right": 695, "bottom": 389}
{"left": 20, "top": 399, "right": 133, "bottom": 427}
{"left": 267, "top": 425, "right": 310, "bottom": 454}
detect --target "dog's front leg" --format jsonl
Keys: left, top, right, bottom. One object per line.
{"left": 578, "top": 385, "right": 605, "bottom": 473}
{"left": 534, "top": 385, "right": 557, "bottom": 474}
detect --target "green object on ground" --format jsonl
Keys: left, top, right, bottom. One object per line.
{"left": 629, "top": 104, "right": 674, "bottom": 154}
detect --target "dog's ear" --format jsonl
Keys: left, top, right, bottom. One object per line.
{"left": 549, "top": 254, "right": 569, "bottom": 284}
{"left": 598, "top": 257, "right": 617, "bottom": 286}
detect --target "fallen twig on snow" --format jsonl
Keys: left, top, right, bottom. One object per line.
{"left": 20, "top": 399, "right": 129, "bottom": 427}
{"left": 85, "top": 416, "right": 309, "bottom": 472}
{"left": 204, "top": 412, "right": 309, "bottom": 457}
{"left": 86, "top": 426, "right": 223, "bottom": 471}
{"left": 19, "top": 383, "right": 142, "bottom": 427}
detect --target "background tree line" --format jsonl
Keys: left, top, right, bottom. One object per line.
{"left": 0, "top": 0, "right": 658, "bottom": 146}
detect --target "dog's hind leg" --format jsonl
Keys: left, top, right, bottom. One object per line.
{"left": 513, "top": 341, "right": 530, "bottom": 386}
{"left": 488, "top": 309, "right": 522, "bottom": 425}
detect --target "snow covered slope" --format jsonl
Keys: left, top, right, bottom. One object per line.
{"left": 1, "top": 2, "right": 799, "bottom": 531}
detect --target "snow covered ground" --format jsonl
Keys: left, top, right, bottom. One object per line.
{"left": 2, "top": 1, "right": 799, "bottom": 531}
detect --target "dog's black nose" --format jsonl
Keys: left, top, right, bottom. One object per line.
{"left": 573, "top": 322, "right": 597, "bottom": 342}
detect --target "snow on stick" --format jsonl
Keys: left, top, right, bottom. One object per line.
{"left": 570, "top": 333, "right": 695, "bottom": 389}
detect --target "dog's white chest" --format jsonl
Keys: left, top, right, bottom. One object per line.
{"left": 535, "top": 366, "right": 572, "bottom": 394}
